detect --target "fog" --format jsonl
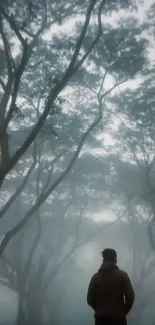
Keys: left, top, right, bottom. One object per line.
{"left": 0, "top": 205, "right": 153, "bottom": 325}
{"left": 0, "top": 0, "right": 155, "bottom": 325}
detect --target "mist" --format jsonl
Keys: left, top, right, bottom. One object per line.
{"left": 0, "top": 0, "right": 155, "bottom": 325}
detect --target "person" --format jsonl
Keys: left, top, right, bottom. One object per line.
{"left": 87, "top": 248, "right": 135, "bottom": 325}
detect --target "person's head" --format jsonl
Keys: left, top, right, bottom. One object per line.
{"left": 101, "top": 248, "right": 117, "bottom": 264}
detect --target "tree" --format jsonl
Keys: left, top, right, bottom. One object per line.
{"left": 0, "top": 187, "right": 116, "bottom": 325}
{"left": 0, "top": 0, "right": 147, "bottom": 257}
{"left": 108, "top": 65, "right": 155, "bottom": 250}
{"left": 100, "top": 1, "right": 155, "bottom": 252}
{"left": 0, "top": 0, "right": 104, "bottom": 186}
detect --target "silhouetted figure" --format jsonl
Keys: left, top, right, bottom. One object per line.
{"left": 87, "top": 248, "right": 134, "bottom": 325}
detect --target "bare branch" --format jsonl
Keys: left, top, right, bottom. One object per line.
{"left": 98, "top": 70, "right": 107, "bottom": 98}
{"left": 0, "top": 94, "right": 103, "bottom": 255}
{"left": 148, "top": 216, "right": 155, "bottom": 250}
{"left": 0, "top": 78, "right": 6, "bottom": 92}
{"left": 0, "top": 61, "right": 130, "bottom": 253}
{"left": 73, "top": 201, "right": 88, "bottom": 249}
{"left": 4, "top": 42, "right": 28, "bottom": 125}
{"left": 43, "top": 217, "right": 117, "bottom": 292}
{"left": 0, "top": 48, "right": 29, "bottom": 149}
{"left": 23, "top": 214, "right": 41, "bottom": 283}
{"left": 0, "top": 133, "right": 10, "bottom": 187}
{"left": 83, "top": 69, "right": 108, "bottom": 97}
{"left": 20, "top": 27, "right": 35, "bottom": 38}
{"left": 0, "top": 19, "right": 14, "bottom": 76}
{"left": 40, "top": 152, "right": 65, "bottom": 196}
{"left": 62, "top": 0, "right": 97, "bottom": 75}
{"left": 0, "top": 20, "right": 15, "bottom": 125}
{"left": 73, "top": 0, "right": 106, "bottom": 73}
{"left": 0, "top": 0, "right": 102, "bottom": 185}
{"left": 43, "top": 0, "right": 83, "bottom": 36}
{"left": 0, "top": 6, "right": 26, "bottom": 47}
{"left": 109, "top": 206, "right": 127, "bottom": 222}
{"left": 100, "top": 78, "right": 130, "bottom": 100}
{"left": 28, "top": 0, "right": 47, "bottom": 51}
{"left": 0, "top": 257, "right": 18, "bottom": 290}
{"left": 0, "top": 79, "right": 13, "bottom": 124}
{"left": 0, "top": 143, "right": 37, "bottom": 220}
{"left": 0, "top": 3, "right": 47, "bottom": 145}
{"left": 83, "top": 82, "right": 98, "bottom": 95}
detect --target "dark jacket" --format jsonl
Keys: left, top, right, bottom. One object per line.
{"left": 87, "top": 263, "right": 135, "bottom": 318}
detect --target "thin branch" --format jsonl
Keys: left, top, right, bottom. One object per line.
{"left": 0, "top": 78, "right": 6, "bottom": 92}
{"left": 108, "top": 206, "right": 127, "bottom": 222}
{"left": 63, "top": 0, "right": 97, "bottom": 75}
{"left": 73, "top": 201, "right": 88, "bottom": 249}
{"left": 83, "top": 82, "right": 98, "bottom": 95}
{"left": 0, "top": 94, "right": 103, "bottom": 255}
{"left": 43, "top": 217, "right": 117, "bottom": 292}
{"left": 0, "top": 78, "right": 13, "bottom": 124}
{"left": 4, "top": 42, "right": 28, "bottom": 125}
{"left": 148, "top": 216, "right": 155, "bottom": 250}
{"left": 83, "top": 70, "right": 108, "bottom": 97}
{"left": 0, "top": 67, "right": 130, "bottom": 253}
{"left": 26, "top": 82, "right": 47, "bottom": 116}
{"left": 0, "top": 2, "right": 47, "bottom": 144}
{"left": 57, "top": 202, "right": 71, "bottom": 255}
{"left": 100, "top": 78, "right": 130, "bottom": 100}
{"left": 0, "top": 143, "right": 37, "bottom": 220}
{"left": 0, "top": 7, "right": 26, "bottom": 47}
{"left": 28, "top": 0, "right": 47, "bottom": 51}
{"left": 43, "top": 0, "right": 83, "bottom": 36}
{"left": 73, "top": 0, "right": 106, "bottom": 73}
{"left": 0, "top": 258, "right": 18, "bottom": 290}
{"left": 20, "top": 27, "right": 35, "bottom": 38}
{"left": 0, "top": 0, "right": 101, "bottom": 184}
{"left": 40, "top": 152, "right": 65, "bottom": 196}
{"left": 29, "top": 60, "right": 43, "bottom": 69}
{"left": 0, "top": 131, "right": 10, "bottom": 171}
{"left": 98, "top": 70, "right": 107, "bottom": 98}
{"left": 0, "top": 49, "right": 29, "bottom": 147}
{"left": 23, "top": 214, "right": 41, "bottom": 283}
{"left": 0, "top": 21, "right": 14, "bottom": 121}
{"left": 0, "top": 19, "right": 14, "bottom": 76}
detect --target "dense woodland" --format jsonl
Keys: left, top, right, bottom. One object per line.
{"left": 0, "top": 0, "right": 155, "bottom": 324}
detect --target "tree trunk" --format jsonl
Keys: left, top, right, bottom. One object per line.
{"left": 16, "top": 294, "right": 26, "bottom": 325}
{"left": 27, "top": 295, "right": 43, "bottom": 325}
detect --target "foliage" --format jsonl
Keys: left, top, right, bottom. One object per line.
{"left": 0, "top": 0, "right": 147, "bottom": 256}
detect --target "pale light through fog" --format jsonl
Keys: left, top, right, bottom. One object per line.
{"left": 0, "top": 1, "right": 155, "bottom": 325}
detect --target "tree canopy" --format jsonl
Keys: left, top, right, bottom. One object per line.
{"left": 0, "top": 0, "right": 148, "bottom": 254}
{"left": 1, "top": 1, "right": 155, "bottom": 324}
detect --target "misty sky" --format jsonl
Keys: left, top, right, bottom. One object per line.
{"left": 0, "top": 1, "right": 154, "bottom": 324}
